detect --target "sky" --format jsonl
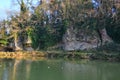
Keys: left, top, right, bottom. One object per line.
{"left": 0, "top": 0, "right": 41, "bottom": 20}
{"left": 0, "top": 0, "right": 13, "bottom": 20}
{"left": 0, "top": 0, "right": 73, "bottom": 20}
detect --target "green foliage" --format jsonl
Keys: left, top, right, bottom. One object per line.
{"left": 0, "top": 39, "right": 8, "bottom": 46}
{"left": 30, "top": 23, "right": 66, "bottom": 50}
{"left": 1, "top": 0, "right": 120, "bottom": 50}
{"left": 106, "top": 17, "right": 120, "bottom": 43}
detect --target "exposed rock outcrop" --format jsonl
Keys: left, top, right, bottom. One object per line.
{"left": 63, "top": 27, "right": 112, "bottom": 51}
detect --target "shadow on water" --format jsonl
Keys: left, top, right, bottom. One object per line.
{"left": 0, "top": 58, "right": 120, "bottom": 80}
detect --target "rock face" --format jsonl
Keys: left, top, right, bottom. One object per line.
{"left": 63, "top": 27, "right": 112, "bottom": 51}
{"left": 100, "top": 28, "right": 112, "bottom": 44}
{"left": 25, "top": 47, "right": 34, "bottom": 51}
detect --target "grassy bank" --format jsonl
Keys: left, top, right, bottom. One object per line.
{"left": 46, "top": 50, "right": 120, "bottom": 61}
{"left": 0, "top": 51, "right": 120, "bottom": 61}
{"left": 0, "top": 51, "right": 46, "bottom": 60}
{"left": 0, "top": 43, "right": 120, "bottom": 62}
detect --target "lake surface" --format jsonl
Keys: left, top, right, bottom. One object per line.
{"left": 0, "top": 58, "right": 120, "bottom": 80}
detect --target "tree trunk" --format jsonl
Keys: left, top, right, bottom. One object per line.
{"left": 14, "top": 33, "right": 22, "bottom": 51}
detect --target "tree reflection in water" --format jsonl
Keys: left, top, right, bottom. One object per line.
{"left": 0, "top": 59, "right": 120, "bottom": 80}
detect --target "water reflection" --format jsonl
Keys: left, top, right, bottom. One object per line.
{"left": 0, "top": 59, "right": 120, "bottom": 80}
{"left": 0, "top": 59, "right": 14, "bottom": 80}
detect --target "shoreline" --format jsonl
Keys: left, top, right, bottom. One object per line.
{"left": 0, "top": 51, "right": 120, "bottom": 62}
{"left": 0, "top": 51, "right": 46, "bottom": 59}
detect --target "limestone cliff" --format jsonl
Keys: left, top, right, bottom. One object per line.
{"left": 63, "top": 26, "right": 112, "bottom": 51}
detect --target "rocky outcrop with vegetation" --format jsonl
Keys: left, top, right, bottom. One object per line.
{"left": 0, "top": 0, "right": 120, "bottom": 52}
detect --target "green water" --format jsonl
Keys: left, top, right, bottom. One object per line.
{"left": 0, "top": 59, "right": 120, "bottom": 80}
